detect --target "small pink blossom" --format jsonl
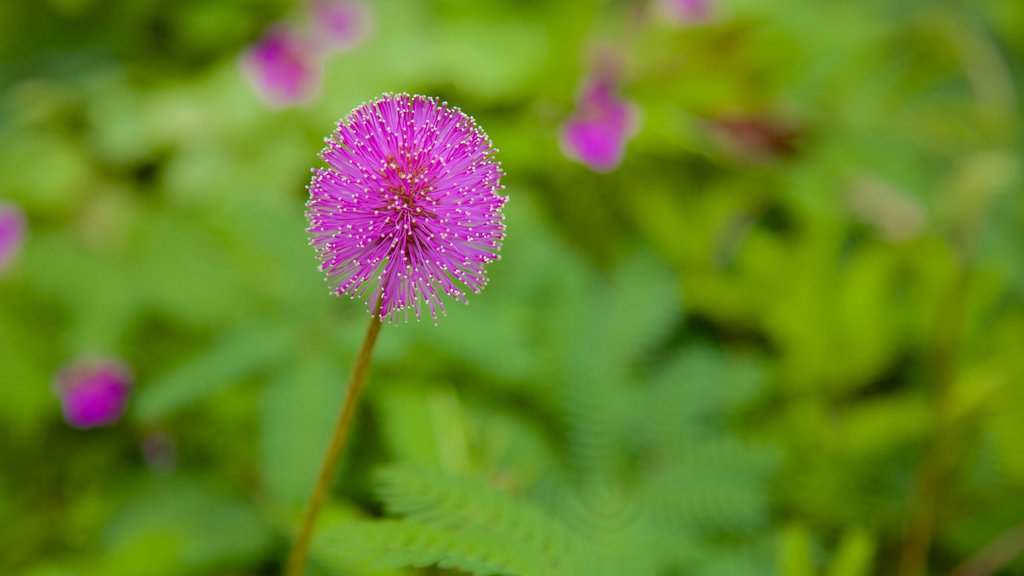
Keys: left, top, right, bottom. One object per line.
{"left": 0, "top": 202, "right": 26, "bottom": 274}
{"left": 311, "top": 0, "right": 371, "bottom": 53}
{"left": 55, "top": 358, "right": 132, "bottom": 429}
{"left": 560, "top": 75, "right": 638, "bottom": 172}
{"left": 658, "top": 0, "right": 712, "bottom": 24}
{"left": 242, "top": 26, "right": 321, "bottom": 107}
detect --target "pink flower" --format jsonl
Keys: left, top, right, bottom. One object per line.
{"left": 560, "top": 75, "right": 638, "bottom": 172}
{"left": 307, "top": 94, "right": 506, "bottom": 323}
{"left": 55, "top": 358, "right": 132, "bottom": 429}
{"left": 658, "top": 0, "right": 712, "bottom": 24}
{"left": 242, "top": 26, "right": 321, "bottom": 107}
{"left": 0, "top": 202, "right": 26, "bottom": 274}
{"left": 311, "top": 0, "right": 371, "bottom": 53}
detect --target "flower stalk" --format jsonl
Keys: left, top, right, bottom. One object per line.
{"left": 289, "top": 92, "right": 505, "bottom": 574}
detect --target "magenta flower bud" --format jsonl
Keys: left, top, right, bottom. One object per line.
{"left": 311, "top": 0, "right": 371, "bottom": 53}
{"left": 658, "top": 0, "right": 712, "bottom": 24}
{"left": 55, "top": 358, "right": 132, "bottom": 429}
{"left": 242, "top": 25, "right": 321, "bottom": 107}
{"left": 307, "top": 93, "right": 507, "bottom": 323}
{"left": 0, "top": 202, "right": 26, "bottom": 274}
{"left": 560, "top": 75, "right": 638, "bottom": 172}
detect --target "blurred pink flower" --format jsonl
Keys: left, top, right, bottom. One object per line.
{"left": 0, "top": 202, "right": 26, "bottom": 274}
{"left": 560, "top": 75, "right": 638, "bottom": 172}
{"left": 242, "top": 26, "right": 321, "bottom": 107}
{"left": 658, "top": 0, "right": 712, "bottom": 24}
{"left": 56, "top": 358, "right": 132, "bottom": 429}
{"left": 311, "top": 0, "right": 372, "bottom": 53}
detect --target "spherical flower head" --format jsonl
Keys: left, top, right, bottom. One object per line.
{"left": 242, "top": 25, "right": 321, "bottom": 107}
{"left": 55, "top": 358, "right": 132, "bottom": 429}
{"left": 560, "top": 75, "right": 638, "bottom": 172}
{"left": 307, "top": 93, "right": 507, "bottom": 323}
{"left": 0, "top": 202, "right": 26, "bottom": 275}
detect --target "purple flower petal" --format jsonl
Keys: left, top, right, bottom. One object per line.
{"left": 560, "top": 76, "right": 638, "bottom": 172}
{"left": 242, "top": 26, "right": 321, "bottom": 107}
{"left": 311, "top": 0, "right": 371, "bottom": 53}
{"left": 0, "top": 202, "right": 26, "bottom": 274}
{"left": 56, "top": 358, "right": 132, "bottom": 429}
{"left": 307, "top": 93, "right": 507, "bottom": 323}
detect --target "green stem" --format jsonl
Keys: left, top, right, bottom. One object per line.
{"left": 284, "top": 304, "right": 384, "bottom": 576}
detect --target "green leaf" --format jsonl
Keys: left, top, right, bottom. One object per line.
{"left": 826, "top": 528, "right": 875, "bottom": 576}
{"left": 261, "top": 351, "right": 346, "bottom": 505}
{"left": 374, "top": 464, "right": 578, "bottom": 574}
{"left": 779, "top": 524, "right": 818, "bottom": 576}
{"left": 102, "top": 475, "right": 272, "bottom": 572}
{"left": 321, "top": 520, "right": 549, "bottom": 576}
{"left": 136, "top": 322, "right": 291, "bottom": 421}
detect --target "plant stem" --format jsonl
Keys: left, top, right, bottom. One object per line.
{"left": 284, "top": 305, "right": 384, "bottom": 576}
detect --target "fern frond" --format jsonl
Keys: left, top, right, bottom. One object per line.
{"left": 561, "top": 359, "right": 630, "bottom": 482}
{"left": 320, "top": 519, "right": 550, "bottom": 576}
{"left": 644, "top": 439, "right": 778, "bottom": 533}
{"left": 633, "top": 347, "right": 764, "bottom": 447}
{"left": 657, "top": 347, "right": 763, "bottom": 414}
{"left": 600, "top": 251, "right": 680, "bottom": 366}
{"left": 374, "top": 464, "right": 580, "bottom": 574}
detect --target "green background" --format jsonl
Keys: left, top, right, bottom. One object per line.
{"left": 1, "top": 0, "right": 1023, "bottom": 574}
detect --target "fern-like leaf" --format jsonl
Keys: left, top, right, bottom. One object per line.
{"left": 374, "top": 464, "right": 580, "bottom": 575}
{"left": 321, "top": 519, "right": 551, "bottom": 576}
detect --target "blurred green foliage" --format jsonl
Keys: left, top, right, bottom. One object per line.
{"left": 1, "top": 0, "right": 1023, "bottom": 575}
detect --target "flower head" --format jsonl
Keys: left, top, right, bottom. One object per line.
{"left": 560, "top": 75, "right": 638, "bottom": 172}
{"left": 307, "top": 93, "right": 506, "bottom": 323}
{"left": 0, "top": 202, "right": 26, "bottom": 275}
{"left": 311, "top": 0, "right": 372, "bottom": 53}
{"left": 55, "top": 358, "right": 132, "bottom": 429}
{"left": 242, "top": 25, "right": 321, "bottom": 107}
